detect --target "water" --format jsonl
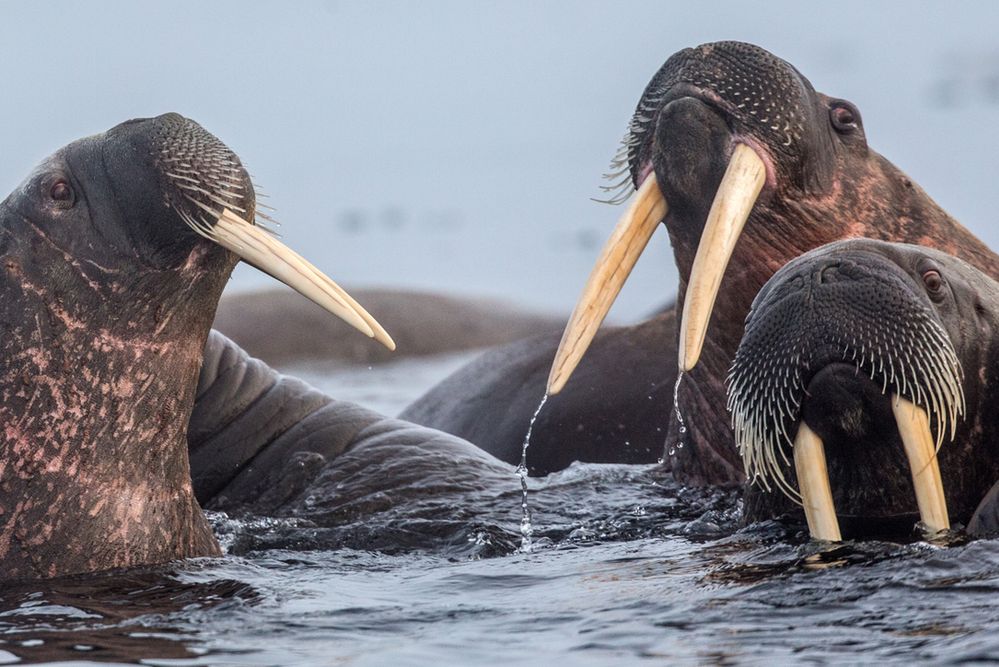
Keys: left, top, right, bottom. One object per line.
{"left": 661, "top": 372, "right": 687, "bottom": 463}
{"left": 517, "top": 394, "right": 550, "bottom": 553}
{"left": 5, "top": 470, "right": 999, "bottom": 665}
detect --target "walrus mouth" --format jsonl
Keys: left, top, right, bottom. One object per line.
{"left": 547, "top": 142, "right": 766, "bottom": 393}
{"left": 726, "top": 254, "right": 965, "bottom": 540}
{"left": 158, "top": 117, "right": 394, "bottom": 350}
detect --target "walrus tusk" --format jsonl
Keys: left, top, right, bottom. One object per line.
{"left": 892, "top": 394, "right": 950, "bottom": 533}
{"left": 546, "top": 174, "right": 667, "bottom": 394}
{"left": 793, "top": 422, "right": 842, "bottom": 541}
{"left": 213, "top": 209, "right": 396, "bottom": 350}
{"left": 677, "top": 143, "right": 766, "bottom": 372}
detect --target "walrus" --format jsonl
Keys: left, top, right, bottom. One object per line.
{"left": 0, "top": 113, "right": 394, "bottom": 580}
{"left": 727, "top": 239, "right": 999, "bottom": 541}
{"left": 403, "top": 41, "right": 999, "bottom": 482}
{"left": 212, "top": 286, "right": 563, "bottom": 367}
{"left": 188, "top": 330, "right": 699, "bottom": 556}
{"left": 190, "top": 331, "right": 514, "bottom": 529}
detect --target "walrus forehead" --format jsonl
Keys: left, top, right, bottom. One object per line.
{"left": 762, "top": 238, "right": 998, "bottom": 306}
{"left": 752, "top": 243, "right": 927, "bottom": 312}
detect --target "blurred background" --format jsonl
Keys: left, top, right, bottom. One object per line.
{"left": 2, "top": 1, "right": 998, "bottom": 321}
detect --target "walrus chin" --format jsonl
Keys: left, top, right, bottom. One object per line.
{"left": 547, "top": 103, "right": 770, "bottom": 394}
{"left": 726, "top": 242, "right": 968, "bottom": 541}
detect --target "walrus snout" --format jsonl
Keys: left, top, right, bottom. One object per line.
{"left": 106, "top": 112, "right": 255, "bottom": 234}
{"left": 99, "top": 113, "right": 395, "bottom": 349}
{"left": 613, "top": 40, "right": 818, "bottom": 199}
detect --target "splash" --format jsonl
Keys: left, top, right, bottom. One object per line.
{"left": 660, "top": 372, "right": 687, "bottom": 462}
{"left": 517, "top": 393, "right": 549, "bottom": 553}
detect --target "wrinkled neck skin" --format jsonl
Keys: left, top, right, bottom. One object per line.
{"left": 189, "top": 331, "right": 515, "bottom": 516}
{"left": 189, "top": 331, "right": 382, "bottom": 510}
{"left": 668, "top": 150, "right": 999, "bottom": 487}
{"left": 0, "top": 216, "right": 227, "bottom": 580}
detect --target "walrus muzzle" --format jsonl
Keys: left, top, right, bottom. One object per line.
{"left": 160, "top": 116, "right": 395, "bottom": 350}
{"left": 547, "top": 142, "right": 766, "bottom": 393}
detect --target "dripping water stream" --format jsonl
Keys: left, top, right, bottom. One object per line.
{"left": 517, "top": 393, "right": 549, "bottom": 553}
{"left": 660, "top": 372, "right": 687, "bottom": 463}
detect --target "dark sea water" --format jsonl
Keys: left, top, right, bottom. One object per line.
{"left": 3, "top": 466, "right": 999, "bottom": 665}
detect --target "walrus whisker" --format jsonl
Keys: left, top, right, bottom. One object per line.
{"left": 165, "top": 172, "right": 201, "bottom": 184}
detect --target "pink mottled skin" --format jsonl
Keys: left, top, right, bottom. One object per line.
{"left": 0, "top": 240, "right": 230, "bottom": 578}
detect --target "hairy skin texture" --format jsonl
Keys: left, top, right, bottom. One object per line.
{"left": 403, "top": 41, "right": 999, "bottom": 483}
{"left": 0, "top": 114, "right": 252, "bottom": 580}
{"left": 729, "top": 240, "right": 999, "bottom": 536}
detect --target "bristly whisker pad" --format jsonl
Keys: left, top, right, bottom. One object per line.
{"left": 726, "top": 272, "right": 965, "bottom": 504}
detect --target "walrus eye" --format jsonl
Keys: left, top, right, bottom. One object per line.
{"left": 829, "top": 101, "right": 860, "bottom": 133}
{"left": 923, "top": 269, "right": 943, "bottom": 293}
{"left": 49, "top": 180, "right": 74, "bottom": 205}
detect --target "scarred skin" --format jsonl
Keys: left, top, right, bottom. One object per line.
{"left": 0, "top": 114, "right": 250, "bottom": 580}
{"left": 402, "top": 41, "right": 999, "bottom": 484}
{"left": 728, "top": 240, "right": 999, "bottom": 536}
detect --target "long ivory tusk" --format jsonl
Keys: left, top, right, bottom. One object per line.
{"left": 677, "top": 143, "right": 766, "bottom": 372}
{"left": 213, "top": 209, "right": 396, "bottom": 350}
{"left": 793, "top": 422, "right": 842, "bottom": 541}
{"left": 546, "top": 174, "right": 667, "bottom": 394}
{"left": 891, "top": 394, "right": 950, "bottom": 533}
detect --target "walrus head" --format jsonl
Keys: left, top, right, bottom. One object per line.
{"left": 727, "top": 239, "right": 999, "bottom": 540}
{"left": 0, "top": 113, "right": 392, "bottom": 580}
{"left": 548, "top": 40, "right": 866, "bottom": 391}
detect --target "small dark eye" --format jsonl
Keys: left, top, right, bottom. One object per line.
{"left": 923, "top": 269, "right": 943, "bottom": 293}
{"left": 50, "top": 180, "right": 72, "bottom": 202}
{"left": 829, "top": 101, "right": 860, "bottom": 133}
